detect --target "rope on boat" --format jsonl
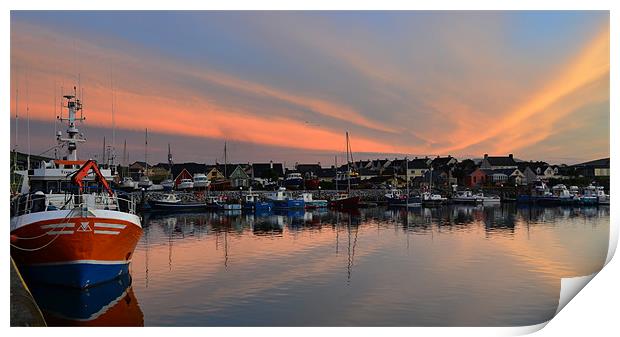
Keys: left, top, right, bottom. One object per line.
{"left": 10, "top": 209, "right": 79, "bottom": 251}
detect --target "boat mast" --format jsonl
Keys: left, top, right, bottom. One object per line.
{"left": 167, "top": 143, "right": 173, "bottom": 179}
{"left": 57, "top": 86, "right": 86, "bottom": 161}
{"left": 26, "top": 72, "right": 30, "bottom": 170}
{"left": 406, "top": 156, "right": 409, "bottom": 205}
{"left": 335, "top": 155, "right": 338, "bottom": 193}
{"left": 224, "top": 141, "right": 228, "bottom": 177}
{"left": 346, "top": 132, "right": 351, "bottom": 194}
{"left": 122, "top": 139, "right": 127, "bottom": 177}
{"left": 102, "top": 136, "right": 106, "bottom": 167}
{"left": 12, "top": 74, "right": 19, "bottom": 192}
{"left": 144, "top": 128, "right": 148, "bottom": 179}
{"left": 111, "top": 72, "right": 116, "bottom": 167}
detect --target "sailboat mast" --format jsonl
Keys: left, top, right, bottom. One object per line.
{"left": 111, "top": 73, "right": 116, "bottom": 166}
{"left": 406, "top": 156, "right": 409, "bottom": 205}
{"left": 145, "top": 128, "right": 148, "bottom": 177}
{"left": 122, "top": 139, "right": 127, "bottom": 177}
{"left": 224, "top": 141, "right": 228, "bottom": 177}
{"left": 346, "top": 132, "right": 351, "bottom": 194}
{"left": 168, "top": 143, "right": 173, "bottom": 178}
{"left": 335, "top": 155, "right": 338, "bottom": 193}
{"left": 26, "top": 72, "right": 30, "bottom": 170}
{"left": 102, "top": 136, "right": 106, "bottom": 167}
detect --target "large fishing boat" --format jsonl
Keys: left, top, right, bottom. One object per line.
{"left": 10, "top": 88, "right": 142, "bottom": 288}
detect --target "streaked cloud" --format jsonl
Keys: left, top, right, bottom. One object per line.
{"left": 10, "top": 12, "right": 609, "bottom": 164}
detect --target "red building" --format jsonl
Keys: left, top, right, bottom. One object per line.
{"left": 465, "top": 168, "right": 489, "bottom": 187}
{"left": 174, "top": 168, "right": 193, "bottom": 187}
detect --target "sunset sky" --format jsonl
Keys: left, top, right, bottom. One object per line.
{"left": 10, "top": 11, "right": 609, "bottom": 166}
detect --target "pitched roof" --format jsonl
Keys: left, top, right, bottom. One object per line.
{"left": 295, "top": 164, "right": 322, "bottom": 175}
{"left": 571, "top": 158, "right": 610, "bottom": 168}
{"left": 517, "top": 161, "right": 549, "bottom": 171}
{"left": 408, "top": 158, "right": 430, "bottom": 169}
{"left": 431, "top": 156, "right": 456, "bottom": 167}
{"left": 171, "top": 162, "right": 208, "bottom": 177}
{"left": 484, "top": 155, "right": 517, "bottom": 167}
{"left": 491, "top": 168, "right": 522, "bottom": 176}
{"left": 252, "top": 162, "right": 285, "bottom": 178}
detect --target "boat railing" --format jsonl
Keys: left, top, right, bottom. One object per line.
{"left": 11, "top": 192, "right": 137, "bottom": 217}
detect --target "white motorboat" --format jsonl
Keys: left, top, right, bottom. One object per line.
{"left": 474, "top": 192, "right": 501, "bottom": 205}
{"left": 137, "top": 175, "right": 152, "bottom": 189}
{"left": 452, "top": 190, "right": 480, "bottom": 204}
{"left": 121, "top": 177, "right": 139, "bottom": 190}
{"left": 421, "top": 192, "right": 447, "bottom": 207}
{"left": 193, "top": 173, "right": 210, "bottom": 188}
{"left": 161, "top": 178, "right": 174, "bottom": 191}
{"left": 177, "top": 178, "right": 194, "bottom": 190}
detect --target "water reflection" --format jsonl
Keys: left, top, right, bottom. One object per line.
{"left": 29, "top": 273, "right": 143, "bottom": 326}
{"left": 132, "top": 205, "right": 609, "bottom": 326}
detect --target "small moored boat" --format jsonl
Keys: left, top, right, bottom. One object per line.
{"left": 150, "top": 193, "right": 205, "bottom": 211}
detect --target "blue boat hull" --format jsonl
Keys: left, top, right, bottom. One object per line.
{"left": 29, "top": 272, "right": 133, "bottom": 321}
{"left": 272, "top": 199, "right": 305, "bottom": 209}
{"left": 21, "top": 262, "right": 130, "bottom": 288}
{"left": 243, "top": 201, "right": 273, "bottom": 212}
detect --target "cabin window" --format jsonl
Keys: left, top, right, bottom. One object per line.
{"left": 30, "top": 181, "right": 45, "bottom": 193}
{"left": 46, "top": 181, "right": 59, "bottom": 193}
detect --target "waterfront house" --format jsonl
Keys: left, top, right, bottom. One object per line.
{"left": 358, "top": 167, "right": 377, "bottom": 181}
{"left": 519, "top": 167, "right": 539, "bottom": 185}
{"left": 351, "top": 160, "right": 372, "bottom": 171}
{"left": 517, "top": 161, "right": 549, "bottom": 184}
{"left": 570, "top": 158, "right": 610, "bottom": 178}
{"left": 480, "top": 154, "right": 518, "bottom": 170}
{"left": 489, "top": 168, "right": 526, "bottom": 186}
{"left": 408, "top": 157, "right": 432, "bottom": 178}
{"left": 465, "top": 168, "right": 490, "bottom": 187}
{"left": 129, "top": 161, "right": 148, "bottom": 179}
{"left": 369, "top": 158, "right": 392, "bottom": 172}
{"left": 317, "top": 167, "right": 337, "bottom": 183}
{"left": 251, "top": 161, "right": 285, "bottom": 186}
{"left": 422, "top": 168, "right": 454, "bottom": 188}
{"left": 454, "top": 159, "right": 478, "bottom": 186}
{"left": 206, "top": 167, "right": 225, "bottom": 181}
{"left": 431, "top": 155, "right": 458, "bottom": 169}
{"left": 295, "top": 163, "right": 323, "bottom": 179}
{"left": 173, "top": 168, "right": 193, "bottom": 187}
{"left": 230, "top": 165, "right": 250, "bottom": 188}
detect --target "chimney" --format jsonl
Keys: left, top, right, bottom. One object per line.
{"left": 509, "top": 153, "right": 513, "bottom": 159}
{"left": 318, "top": 161, "right": 321, "bottom": 167}
{"left": 484, "top": 154, "right": 489, "bottom": 159}
{"left": 270, "top": 160, "right": 273, "bottom": 169}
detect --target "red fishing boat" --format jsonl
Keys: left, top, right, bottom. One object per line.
{"left": 10, "top": 88, "right": 142, "bottom": 288}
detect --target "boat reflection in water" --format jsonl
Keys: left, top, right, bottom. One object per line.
{"left": 129, "top": 204, "right": 607, "bottom": 326}
{"left": 29, "top": 272, "right": 143, "bottom": 326}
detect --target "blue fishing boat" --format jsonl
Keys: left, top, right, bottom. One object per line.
{"left": 242, "top": 189, "right": 273, "bottom": 212}
{"left": 265, "top": 187, "right": 305, "bottom": 209}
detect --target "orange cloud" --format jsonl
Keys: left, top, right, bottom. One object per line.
{"left": 435, "top": 25, "right": 610, "bottom": 155}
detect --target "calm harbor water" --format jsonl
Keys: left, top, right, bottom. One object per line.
{"left": 32, "top": 205, "right": 609, "bottom": 326}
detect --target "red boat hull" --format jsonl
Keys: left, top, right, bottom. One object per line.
{"left": 329, "top": 196, "right": 361, "bottom": 209}
{"left": 11, "top": 214, "right": 142, "bottom": 288}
